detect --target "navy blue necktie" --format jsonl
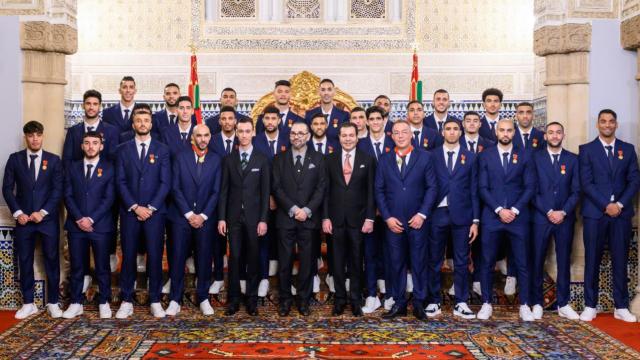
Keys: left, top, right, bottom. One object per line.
{"left": 269, "top": 140, "right": 276, "bottom": 155}
{"left": 502, "top": 152, "right": 509, "bottom": 174}
{"left": 181, "top": 132, "right": 188, "bottom": 143}
{"left": 225, "top": 139, "right": 232, "bottom": 154}
{"left": 140, "top": 143, "right": 146, "bottom": 164}
{"left": 605, "top": 145, "right": 614, "bottom": 170}
{"left": 523, "top": 133, "right": 530, "bottom": 148}
{"left": 437, "top": 121, "right": 443, "bottom": 133}
{"left": 447, "top": 151, "right": 454, "bottom": 174}
{"left": 374, "top": 142, "right": 382, "bottom": 159}
{"left": 413, "top": 131, "right": 420, "bottom": 146}
{"left": 468, "top": 141, "right": 476, "bottom": 153}
{"left": 86, "top": 164, "right": 93, "bottom": 181}
{"left": 400, "top": 155, "right": 407, "bottom": 178}
{"left": 316, "top": 143, "right": 323, "bottom": 154}
{"left": 552, "top": 154, "right": 560, "bottom": 171}
{"left": 29, "top": 154, "right": 38, "bottom": 182}
{"left": 169, "top": 114, "right": 176, "bottom": 125}
{"left": 123, "top": 109, "right": 130, "bottom": 124}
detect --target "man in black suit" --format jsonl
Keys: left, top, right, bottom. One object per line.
{"left": 218, "top": 118, "right": 270, "bottom": 316}
{"left": 272, "top": 121, "right": 326, "bottom": 316}
{"left": 322, "top": 122, "right": 375, "bottom": 316}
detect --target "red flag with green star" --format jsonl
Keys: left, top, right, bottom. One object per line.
{"left": 189, "top": 53, "right": 202, "bottom": 124}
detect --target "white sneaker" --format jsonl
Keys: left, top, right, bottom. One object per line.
{"left": 472, "top": 281, "right": 482, "bottom": 296}
{"left": 62, "top": 303, "right": 83, "bottom": 319}
{"left": 345, "top": 278, "right": 350, "bottom": 292}
{"left": 325, "top": 275, "right": 335, "bottom": 293}
{"left": 82, "top": 275, "right": 92, "bottom": 294}
{"left": 558, "top": 305, "right": 580, "bottom": 320}
{"left": 162, "top": 279, "right": 171, "bottom": 294}
{"left": 317, "top": 257, "right": 324, "bottom": 270}
{"left": 453, "top": 302, "right": 476, "bottom": 319}
{"left": 614, "top": 308, "right": 637, "bottom": 322}
{"left": 209, "top": 280, "right": 224, "bottom": 294}
{"left": 200, "top": 299, "right": 214, "bottom": 316}
{"left": 165, "top": 300, "right": 181, "bottom": 316}
{"left": 150, "top": 302, "right": 166, "bottom": 318}
{"left": 258, "top": 279, "right": 269, "bottom": 297}
{"left": 531, "top": 304, "right": 544, "bottom": 319}
{"left": 383, "top": 297, "right": 395, "bottom": 311}
{"left": 223, "top": 255, "right": 228, "bottom": 270}
{"left": 46, "top": 303, "right": 63, "bottom": 318}
{"left": 448, "top": 284, "right": 455, "bottom": 296}
{"left": 313, "top": 275, "right": 320, "bottom": 293}
{"left": 377, "top": 279, "right": 386, "bottom": 294}
{"left": 110, "top": 254, "right": 118, "bottom": 273}
{"left": 185, "top": 257, "right": 196, "bottom": 274}
{"left": 362, "top": 296, "right": 381, "bottom": 314}
{"left": 115, "top": 302, "right": 134, "bottom": 319}
{"left": 291, "top": 285, "right": 297, "bottom": 295}
{"left": 425, "top": 303, "right": 442, "bottom": 317}
{"left": 496, "top": 259, "right": 508, "bottom": 276}
{"left": 579, "top": 306, "right": 597, "bottom": 322}
{"left": 240, "top": 280, "right": 246, "bottom": 294}
{"left": 99, "top": 303, "right": 112, "bottom": 319}
{"left": 136, "top": 254, "right": 146, "bottom": 272}
{"left": 519, "top": 305, "right": 535, "bottom": 321}
{"left": 15, "top": 303, "right": 38, "bottom": 319}
{"left": 477, "top": 303, "right": 493, "bottom": 320}
{"left": 268, "top": 260, "right": 278, "bottom": 276}
{"left": 406, "top": 273, "right": 413, "bottom": 293}
{"left": 292, "top": 264, "right": 299, "bottom": 275}
{"left": 445, "top": 258, "right": 454, "bottom": 270}
{"left": 504, "top": 276, "right": 517, "bottom": 296}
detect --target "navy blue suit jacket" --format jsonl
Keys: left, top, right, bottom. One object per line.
{"left": 304, "top": 106, "right": 350, "bottom": 141}
{"left": 411, "top": 126, "right": 443, "bottom": 151}
{"left": 357, "top": 134, "right": 395, "bottom": 162}
{"left": 252, "top": 131, "right": 290, "bottom": 163}
{"left": 102, "top": 103, "right": 133, "bottom": 136}
{"left": 169, "top": 149, "right": 222, "bottom": 225}
{"left": 307, "top": 137, "right": 339, "bottom": 156}
{"left": 513, "top": 126, "right": 546, "bottom": 151}
{"left": 205, "top": 112, "right": 251, "bottom": 135}
{"left": 384, "top": 120, "right": 394, "bottom": 137}
{"left": 375, "top": 149, "right": 438, "bottom": 223}
{"left": 256, "top": 110, "right": 304, "bottom": 134}
{"left": 459, "top": 135, "right": 493, "bottom": 154}
{"left": 151, "top": 110, "right": 197, "bottom": 140}
{"left": 479, "top": 116, "right": 499, "bottom": 142}
{"left": 62, "top": 121, "right": 120, "bottom": 167}
{"left": 431, "top": 146, "right": 479, "bottom": 226}
{"left": 116, "top": 139, "right": 171, "bottom": 214}
{"left": 532, "top": 148, "right": 580, "bottom": 224}
{"left": 2, "top": 150, "right": 63, "bottom": 220}
{"left": 478, "top": 145, "right": 536, "bottom": 227}
{"left": 161, "top": 122, "right": 196, "bottom": 159}
{"left": 209, "top": 132, "right": 239, "bottom": 158}
{"left": 424, "top": 114, "right": 460, "bottom": 133}
{"left": 579, "top": 137, "right": 640, "bottom": 219}
{"left": 64, "top": 158, "right": 115, "bottom": 233}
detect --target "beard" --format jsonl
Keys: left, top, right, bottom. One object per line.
{"left": 498, "top": 137, "right": 512, "bottom": 146}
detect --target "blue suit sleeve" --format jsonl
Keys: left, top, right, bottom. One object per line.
{"left": 513, "top": 155, "right": 537, "bottom": 211}
{"left": 1, "top": 155, "right": 20, "bottom": 214}
{"left": 116, "top": 148, "right": 137, "bottom": 209}
{"left": 579, "top": 146, "right": 610, "bottom": 212}
{"left": 619, "top": 148, "right": 640, "bottom": 208}
{"left": 42, "top": 158, "right": 63, "bottom": 214}
{"left": 148, "top": 147, "right": 171, "bottom": 210}
{"left": 562, "top": 159, "right": 581, "bottom": 215}
{"left": 478, "top": 154, "right": 500, "bottom": 211}
{"left": 374, "top": 158, "right": 391, "bottom": 221}
{"left": 202, "top": 156, "right": 221, "bottom": 219}
{"left": 63, "top": 166, "right": 82, "bottom": 221}
{"left": 418, "top": 153, "right": 438, "bottom": 217}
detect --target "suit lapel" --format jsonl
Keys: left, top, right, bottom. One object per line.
{"left": 335, "top": 151, "right": 348, "bottom": 187}
{"left": 451, "top": 150, "right": 465, "bottom": 176}
{"left": 185, "top": 152, "right": 199, "bottom": 183}
{"left": 403, "top": 150, "right": 418, "bottom": 178}
{"left": 612, "top": 142, "right": 622, "bottom": 175}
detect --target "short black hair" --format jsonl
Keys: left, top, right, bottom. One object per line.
{"left": 83, "top": 89, "right": 102, "bottom": 103}
{"left": 482, "top": 88, "right": 503, "bottom": 102}
{"left": 407, "top": 100, "right": 424, "bottom": 109}
{"left": 221, "top": 87, "right": 236, "bottom": 95}
{"left": 132, "top": 103, "right": 152, "bottom": 120}
{"left": 262, "top": 106, "right": 280, "bottom": 116}
{"left": 516, "top": 101, "right": 534, "bottom": 110}
{"left": 463, "top": 111, "right": 481, "bottom": 120}
{"left": 23, "top": 121, "right": 44, "bottom": 134}
{"left": 219, "top": 105, "right": 236, "bottom": 114}
{"left": 350, "top": 106, "right": 366, "bottom": 114}
{"left": 319, "top": 78, "right": 334, "bottom": 87}
{"left": 83, "top": 130, "right": 104, "bottom": 143}
{"left": 310, "top": 113, "right": 326, "bottom": 122}
{"left": 374, "top": 94, "right": 391, "bottom": 103}
{"left": 338, "top": 122, "right": 357, "bottom": 136}
{"left": 236, "top": 117, "right": 254, "bottom": 129}
{"left": 275, "top": 80, "right": 291, "bottom": 88}
{"left": 545, "top": 122, "right": 564, "bottom": 131}
{"left": 177, "top": 96, "right": 192, "bottom": 105}
{"left": 443, "top": 118, "right": 461, "bottom": 130}
{"left": 366, "top": 106, "right": 385, "bottom": 119}
{"left": 433, "top": 89, "right": 449, "bottom": 97}
{"left": 120, "top": 76, "right": 135, "bottom": 86}
{"left": 165, "top": 83, "right": 180, "bottom": 90}
{"left": 598, "top": 108, "right": 617, "bottom": 120}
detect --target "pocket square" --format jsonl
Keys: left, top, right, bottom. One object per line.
{"left": 309, "top": 163, "right": 316, "bottom": 169}
{"left": 359, "top": 164, "right": 365, "bottom": 168}
{"left": 251, "top": 168, "right": 260, "bottom": 172}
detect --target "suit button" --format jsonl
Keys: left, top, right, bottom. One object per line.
{"left": 403, "top": 187, "right": 406, "bottom": 190}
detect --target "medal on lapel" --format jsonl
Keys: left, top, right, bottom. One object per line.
{"left": 198, "top": 156, "right": 205, "bottom": 163}
{"left": 423, "top": 138, "right": 429, "bottom": 148}
{"left": 333, "top": 119, "right": 338, "bottom": 128}
{"left": 288, "top": 119, "right": 293, "bottom": 128}
{"left": 149, "top": 154, "right": 155, "bottom": 164}
{"left": 512, "top": 153, "right": 518, "bottom": 164}
{"left": 385, "top": 147, "right": 391, "bottom": 153}
{"left": 532, "top": 138, "right": 538, "bottom": 148}
{"left": 42, "top": 160, "right": 48, "bottom": 171}
{"left": 328, "top": 146, "right": 334, "bottom": 154}
{"left": 97, "top": 168, "right": 103, "bottom": 177}
{"left": 618, "top": 150, "right": 624, "bottom": 160}
{"left": 281, "top": 145, "right": 286, "bottom": 152}
{"left": 460, "top": 154, "right": 466, "bottom": 165}
{"left": 478, "top": 145, "right": 484, "bottom": 153}
{"left": 560, "top": 164, "right": 566, "bottom": 175}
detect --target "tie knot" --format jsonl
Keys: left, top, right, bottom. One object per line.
{"left": 87, "top": 126, "right": 94, "bottom": 132}
{"left": 469, "top": 141, "right": 475, "bottom": 145}
{"left": 242, "top": 152, "right": 248, "bottom": 159}
{"left": 280, "top": 113, "right": 285, "bottom": 118}
{"left": 502, "top": 152, "right": 509, "bottom": 157}
{"left": 345, "top": 153, "right": 351, "bottom": 159}
{"left": 553, "top": 154, "right": 559, "bottom": 160}
{"left": 87, "top": 163, "right": 93, "bottom": 169}
{"left": 606, "top": 145, "right": 613, "bottom": 151}
{"left": 226, "top": 139, "right": 232, "bottom": 144}
{"left": 30, "top": 154, "right": 38, "bottom": 160}
{"left": 414, "top": 131, "right": 420, "bottom": 136}
{"left": 124, "top": 109, "right": 129, "bottom": 114}
{"left": 296, "top": 154, "right": 302, "bottom": 161}
{"left": 375, "top": 142, "right": 380, "bottom": 146}
{"left": 140, "top": 143, "right": 146, "bottom": 149}
{"left": 448, "top": 151, "right": 454, "bottom": 157}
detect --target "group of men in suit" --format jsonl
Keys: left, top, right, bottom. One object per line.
{"left": 4, "top": 77, "right": 639, "bottom": 324}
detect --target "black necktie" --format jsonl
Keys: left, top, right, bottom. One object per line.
{"left": 181, "top": 132, "right": 188, "bottom": 143}
{"left": 169, "top": 114, "right": 176, "bottom": 125}
{"left": 86, "top": 164, "right": 93, "bottom": 180}
{"left": 241, "top": 152, "right": 248, "bottom": 170}
{"left": 447, "top": 151, "right": 454, "bottom": 174}
{"left": 552, "top": 153, "right": 560, "bottom": 171}
{"left": 437, "top": 121, "right": 443, "bottom": 133}
{"left": 413, "top": 131, "right": 420, "bottom": 146}
{"left": 316, "top": 143, "right": 323, "bottom": 153}
{"left": 124, "top": 109, "right": 130, "bottom": 124}
{"left": 605, "top": 145, "right": 614, "bottom": 170}
{"left": 490, "top": 121, "right": 496, "bottom": 132}
{"left": 374, "top": 142, "right": 382, "bottom": 159}
{"left": 140, "top": 143, "right": 146, "bottom": 164}
{"left": 225, "top": 139, "right": 232, "bottom": 154}
{"left": 502, "top": 152, "right": 509, "bottom": 174}
{"left": 523, "top": 133, "right": 530, "bottom": 148}
{"left": 400, "top": 155, "right": 407, "bottom": 178}
{"left": 29, "top": 154, "right": 38, "bottom": 182}
{"left": 294, "top": 154, "right": 303, "bottom": 180}
{"left": 468, "top": 141, "right": 476, "bottom": 153}
{"left": 87, "top": 126, "right": 94, "bottom": 132}
{"left": 269, "top": 140, "right": 276, "bottom": 155}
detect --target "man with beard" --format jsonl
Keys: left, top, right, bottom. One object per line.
{"left": 102, "top": 76, "right": 137, "bottom": 140}
{"left": 3, "top": 121, "right": 63, "bottom": 319}
{"left": 407, "top": 101, "right": 442, "bottom": 152}
{"left": 62, "top": 131, "right": 115, "bottom": 319}
{"left": 373, "top": 95, "right": 394, "bottom": 135}
{"left": 476, "top": 119, "right": 536, "bottom": 321}
{"left": 165, "top": 124, "right": 221, "bottom": 317}
{"left": 304, "top": 79, "right": 350, "bottom": 142}
{"left": 478, "top": 88, "right": 502, "bottom": 142}
{"left": 273, "top": 121, "right": 326, "bottom": 317}
{"left": 529, "top": 122, "right": 580, "bottom": 320}
{"left": 205, "top": 88, "right": 252, "bottom": 134}
{"left": 152, "top": 83, "right": 181, "bottom": 139}
{"left": 578, "top": 109, "right": 640, "bottom": 323}
{"left": 513, "top": 102, "right": 545, "bottom": 151}
{"left": 349, "top": 107, "right": 369, "bottom": 139}
{"left": 115, "top": 104, "right": 171, "bottom": 319}
{"left": 425, "top": 89, "right": 459, "bottom": 133}
{"left": 256, "top": 80, "right": 304, "bottom": 134}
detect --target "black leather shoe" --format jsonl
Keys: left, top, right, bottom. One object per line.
{"left": 332, "top": 302, "right": 345, "bottom": 316}
{"left": 298, "top": 303, "right": 311, "bottom": 316}
{"left": 413, "top": 305, "right": 427, "bottom": 320}
{"left": 278, "top": 300, "right": 292, "bottom": 317}
{"left": 351, "top": 304, "right": 363, "bottom": 317}
{"left": 225, "top": 302, "right": 240, "bottom": 316}
{"left": 382, "top": 304, "right": 407, "bottom": 319}
{"left": 246, "top": 304, "right": 258, "bottom": 316}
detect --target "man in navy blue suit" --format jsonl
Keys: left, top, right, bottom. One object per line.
{"left": 254, "top": 106, "right": 290, "bottom": 162}
{"left": 101, "top": 76, "right": 137, "bottom": 139}
{"left": 161, "top": 96, "right": 198, "bottom": 159}
{"left": 530, "top": 122, "right": 581, "bottom": 321}
{"left": 425, "top": 119, "right": 479, "bottom": 320}
{"left": 62, "top": 131, "right": 115, "bottom": 320}
{"left": 350, "top": 107, "right": 369, "bottom": 139}
{"left": 407, "top": 100, "right": 442, "bottom": 151}
{"left": 256, "top": 80, "right": 304, "bottom": 134}
{"left": 205, "top": 88, "right": 251, "bottom": 134}
{"left": 114, "top": 104, "right": 171, "bottom": 319}
{"left": 164, "top": 124, "right": 221, "bottom": 317}
{"left": 476, "top": 119, "right": 536, "bottom": 321}
{"left": 425, "top": 89, "right": 459, "bottom": 133}
{"left": 2, "top": 121, "right": 63, "bottom": 320}
{"left": 373, "top": 95, "right": 394, "bottom": 136}
{"left": 375, "top": 120, "right": 438, "bottom": 320}
{"left": 578, "top": 109, "right": 640, "bottom": 323}
{"left": 513, "top": 102, "right": 545, "bottom": 151}
{"left": 478, "top": 88, "right": 503, "bottom": 142}
{"left": 460, "top": 111, "right": 493, "bottom": 154}
{"left": 151, "top": 83, "right": 181, "bottom": 140}
{"left": 304, "top": 79, "right": 350, "bottom": 141}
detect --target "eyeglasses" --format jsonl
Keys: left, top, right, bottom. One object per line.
{"left": 290, "top": 132, "right": 309, "bottom": 137}
{"left": 392, "top": 130, "right": 411, "bottom": 136}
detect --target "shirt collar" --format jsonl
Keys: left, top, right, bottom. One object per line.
{"left": 27, "top": 148, "right": 43, "bottom": 157}
{"left": 84, "top": 119, "right": 101, "bottom": 132}
{"left": 370, "top": 132, "right": 385, "bottom": 144}
{"left": 486, "top": 115, "right": 499, "bottom": 123}
{"left": 547, "top": 147, "right": 562, "bottom": 156}
{"left": 178, "top": 122, "right": 192, "bottom": 134}
{"left": 121, "top": 102, "right": 135, "bottom": 112}
{"left": 497, "top": 144, "right": 513, "bottom": 155}
{"left": 434, "top": 113, "right": 447, "bottom": 123}
{"left": 465, "top": 134, "right": 479, "bottom": 142}
{"left": 314, "top": 137, "right": 327, "bottom": 145}
{"left": 599, "top": 137, "right": 616, "bottom": 149}
{"left": 518, "top": 125, "right": 532, "bottom": 135}
{"left": 135, "top": 137, "right": 151, "bottom": 148}
{"left": 443, "top": 145, "right": 460, "bottom": 155}
{"left": 221, "top": 133, "right": 235, "bottom": 143}
{"left": 84, "top": 156, "right": 100, "bottom": 166}
{"left": 342, "top": 148, "right": 356, "bottom": 159}
{"left": 239, "top": 146, "right": 253, "bottom": 158}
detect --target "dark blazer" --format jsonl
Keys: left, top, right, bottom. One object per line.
{"left": 304, "top": 106, "right": 350, "bottom": 141}
{"left": 256, "top": 110, "right": 304, "bottom": 134}
{"left": 322, "top": 149, "right": 376, "bottom": 227}
{"left": 431, "top": 146, "right": 480, "bottom": 226}
{"left": 374, "top": 149, "right": 438, "bottom": 223}
{"left": 2, "top": 150, "right": 63, "bottom": 220}
{"left": 151, "top": 110, "right": 197, "bottom": 139}
{"left": 477, "top": 145, "right": 537, "bottom": 227}
{"left": 102, "top": 103, "right": 133, "bottom": 135}
{"left": 579, "top": 137, "right": 640, "bottom": 219}
{"left": 479, "top": 116, "right": 500, "bottom": 142}
{"left": 252, "top": 131, "right": 290, "bottom": 163}
{"left": 424, "top": 113, "right": 460, "bottom": 133}
{"left": 384, "top": 120, "right": 393, "bottom": 137}
{"left": 62, "top": 121, "right": 120, "bottom": 167}
{"left": 272, "top": 148, "right": 326, "bottom": 230}
{"left": 513, "top": 126, "right": 546, "bottom": 151}
{"left": 169, "top": 149, "right": 222, "bottom": 225}
{"left": 115, "top": 139, "right": 171, "bottom": 214}
{"left": 356, "top": 134, "right": 395, "bottom": 162}
{"left": 64, "top": 158, "right": 115, "bottom": 233}
{"left": 205, "top": 112, "right": 252, "bottom": 135}
{"left": 209, "top": 132, "right": 239, "bottom": 158}
{"left": 307, "top": 137, "right": 339, "bottom": 156}
{"left": 459, "top": 135, "right": 493, "bottom": 154}
{"left": 532, "top": 148, "right": 580, "bottom": 224}
{"left": 161, "top": 122, "right": 196, "bottom": 159}
{"left": 411, "top": 125, "right": 443, "bottom": 151}
{"left": 218, "top": 149, "right": 270, "bottom": 226}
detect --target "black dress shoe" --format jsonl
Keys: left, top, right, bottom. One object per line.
{"left": 298, "top": 303, "right": 311, "bottom": 316}
{"left": 413, "top": 305, "right": 427, "bottom": 320}
{"left": 382, "top": 305, "right": 407, "bottom": 319}
{"left": 351, "top": 304, "right": 363, "bottom": 317}
{"left": 246, "top": 304, "right": 258, "bottom": 316}
{"left": 332, "top": 302, "right": 345, "bottom": 316}
{"left": 225, "top": 303, "right": 240, "bottom": 316}
{"left": 278, "top": 302, "right": 291, "bottom": 317}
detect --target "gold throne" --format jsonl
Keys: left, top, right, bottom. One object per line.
{"left": 250, "top": 71, "right": 359, "bottom": 122}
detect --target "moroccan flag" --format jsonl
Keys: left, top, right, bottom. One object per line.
{"left": 189, "top": 54, "right": 203, "bottom": 124}
{"left": 409, "top": 50, "right": 423, "bottom": 102}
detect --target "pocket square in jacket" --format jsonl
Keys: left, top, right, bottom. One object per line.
{"left": 251, "top": 168, "right": 260, "bottom": 172}
{"left": 309, "top": 163, "right": 316, "bottom": 169}
{"left": 360, "top": 164, "right": 365, "bottom": 168}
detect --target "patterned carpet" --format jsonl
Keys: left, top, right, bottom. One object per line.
{"left": 1, "top": 304, "right": 639, "bottom": 359}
